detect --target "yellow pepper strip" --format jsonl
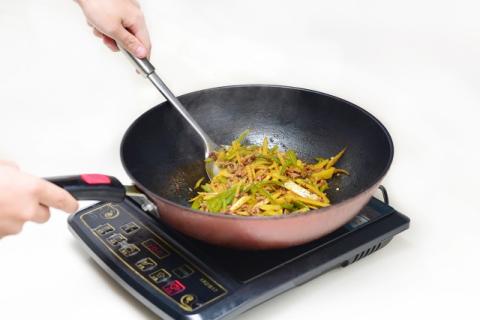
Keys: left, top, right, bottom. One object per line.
{"left": 262, "top": 137, "right": 269, "bottom": 155}
{"left": 253, "top": 199, "right": 269, "bottom": 209}
{"left": 271, "top": 172, "right": 288, "bottom": 181}
{"left": 253, "top": 159, "right": 270, "bottom": 166}
{"left": 250, "top": 166, "right": 256, "bottom": 180}
{"left": 271, "top": 191, "right": 282, "bottom": 199}
{"left": 259, "top": 204, "right": 283, "bottom": 216}
{"left": 334, "top": 168, "right": 350, "bottom": 175}
{"left": 202, "top": 192, "right": 220, "bottom": 200}
{"left": 194, "top": 177, "right": 205, "bottom": 189}
{"left": 312, "top": 167, "right": 335, "bottom": 180}
{"left": 234, "top": 183, "right": 243, "bottom": 198}
{"left": 313, "top": 159, "right": 329, "bottom": 170}
{"left": 317, "top": 192, "right": 330, "bottom": 204}
{"left": 259, "top": 204, "right": 282, "bottom": 211}
{"left": 269, "top": 162, "right": 279, "bottom": 170}
{"left": 230, "top": 195, "right": 251, "bottom": 211}
{"left": 189, "top": 194, "right": 201, "bottom": 202}
{"left": 277, "top": 152, "right": 286, "bottom": 166}
{"left": 217, "top": 150, "right": 226, "bottom": 160}
{"left": 218, "top": 169, "right": 234, "bottom": 178}
{"left": 288, "top": 195, "right": 330, "bottom": 207}
{"left": 296, "top": 159, "right": 305, "bottom": 169}
{"left": 245, "top": 166, "right": 253, "bottom": 182}
{"left": 326, "top": 148, "right": 346, "bottom": 169}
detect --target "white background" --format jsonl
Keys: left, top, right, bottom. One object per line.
{"left": 1, "top": 0, "right": 479, "bottom": 319}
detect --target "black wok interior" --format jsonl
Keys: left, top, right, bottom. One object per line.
{"left": 121, "top": 85, "right": 393, "bottom": 207}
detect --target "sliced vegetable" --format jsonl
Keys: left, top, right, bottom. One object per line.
{"left": 190, "top": 131, "right": 347, "bottom": 216}
{"left": 326, "top": 147, "right": 346, "bottom": 169}
{"left": 194, "top": 177, "right": 205, "bottom": 189}
{"left": 283, "top": 181, "right": 319, "bottom": 201}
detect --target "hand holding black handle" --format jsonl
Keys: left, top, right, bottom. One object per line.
{"left": 47, "top": 174, "right": 126, "bottom": 203}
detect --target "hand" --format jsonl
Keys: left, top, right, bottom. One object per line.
{"left": 0, "top": 161, "right": 78, "bottom": 238}
{"left": 75, "top": 0, "right": 151, "bottom": 58}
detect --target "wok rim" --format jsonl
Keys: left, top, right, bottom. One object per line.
{"left": 120, "top": 84, "right": 394, "bottom": 221}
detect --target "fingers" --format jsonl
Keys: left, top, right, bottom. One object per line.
{"left": 0, "top": 167, "right": 78, "bottom": 238}
{"left": 102, "top": 35, "right": 120, "bottom": 52}
{"left": 31, "top": 205, "right": 51, "bottom": 224}
{"left": 111, "top": 27, "right": 148, "bottom": 58}
{"left": 36, "top": 179, "right": 79, "bottom": 213}
{"left": 0, "top": 205, "right": 51, "bottom": 238}
{"left": 92, "top": 28, "right": 119, "bottom": 52}
{"left": 92, "top": 28, "right": 103, "bottom": 38}
{"left": 131, "top": 27, "right": 151, "bottom": 59}
{"left": 0, "top": 220, "right": 23, "bottom": 237}
{"left": 124, "top": 16, "right": 151, "bottom": 58}
{"left": 77, "top": 0, "right": 151, "bottom": 59}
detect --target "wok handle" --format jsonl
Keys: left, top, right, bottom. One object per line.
{"left": 46, "top": 174, "right": 126, "bottom": 202}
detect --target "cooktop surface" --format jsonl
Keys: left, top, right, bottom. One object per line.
{"left": 68, "top": 191, "right": 409, "bottom": 320}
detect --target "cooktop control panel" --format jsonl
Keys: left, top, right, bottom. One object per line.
{"left": 78, "top": 204, "right": 228, "bottom": 312}
{"left": 69, "top": 192, "right": 409, "bottom": 320}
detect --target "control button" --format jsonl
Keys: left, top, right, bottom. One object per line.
{"left": 81, "top": 174, "right": 111, "bottom": 185}
{"left": 120, "top": 222, "right": 140, "bottom": 235}
{"left": 149, "top": 269, "right": 171, "bottom": 284}
{"left": 162, "top": 280, "right": 186, "bottom": 296}
{"left": 106, "top": 233, "right": 127, "bottom": 246}
{"left": 180, "top": 294, "right": 198, "bottom": 311}
{"left": 94, "top": 223, "right": 114, "bottom": 236}
{"left": 135, "top": 257, "right": 157, "bottom": 272}
{"left": 118, "top": 244, "right": 140, "bottom": 257}
{"left": 172, "top": 264, "right": 195, "bottom": 279}
{"left": 101, "top": 207, "right": 119, "bottom": 219}
{"left": 142, "top": 239, "right": 170, "bottom": 260}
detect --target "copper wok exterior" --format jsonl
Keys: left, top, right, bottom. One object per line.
{"left": 121, "top": 85, "right": 394, "bottom": 250}
{"left": 141, "top": 182, "right": 381, "bottom": 250}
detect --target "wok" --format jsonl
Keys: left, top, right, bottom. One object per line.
{"left": 50, "top": 85, "right": 393, "bottom": 250}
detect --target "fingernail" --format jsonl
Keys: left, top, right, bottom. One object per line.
{"left": 135, "top": 46, "right": 147, "bottom": 58}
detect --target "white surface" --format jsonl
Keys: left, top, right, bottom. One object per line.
{"left": 0, "top": 0, "right": 479, "bottom": 319}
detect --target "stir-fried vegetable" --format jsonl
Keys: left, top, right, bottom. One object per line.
{"left": 190, "top": 130, "right": 348, "bottom": 216}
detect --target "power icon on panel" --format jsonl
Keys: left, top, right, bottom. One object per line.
{"left": 180, "top": 294, "right": 198, "bottom": 311}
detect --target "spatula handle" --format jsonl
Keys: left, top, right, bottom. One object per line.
{"left": 119, "top": 46, "right": 155, "bottom": 77}
{"left": 118, "top": 46, "right": 219, "bottom": 155}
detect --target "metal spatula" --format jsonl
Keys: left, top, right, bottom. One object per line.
{"left": 120, "top": 48, "right": 219, "bottom": 180}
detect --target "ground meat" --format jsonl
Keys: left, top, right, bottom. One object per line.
{"left": 241, "top": 154, "right": 256, "bottom": 165}
{"left": 286, "top": 168, "right": 301, "bottom": 178}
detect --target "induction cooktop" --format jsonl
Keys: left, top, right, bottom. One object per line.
{"left": 68, "top": 187, "right": 409, "bottom": 320}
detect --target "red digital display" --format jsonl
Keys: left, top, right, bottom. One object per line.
{"left": 146, "top": 242, "right": 162, "bottom": 253}
{"left": 162, "top": 280, "right": 186, "bottom": 296}
{"left": 142, "top": 239, "right": 169, "bottom": 259}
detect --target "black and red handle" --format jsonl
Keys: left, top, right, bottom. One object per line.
{"left": 47, "top": 174, "right": 126, "bottom": 202}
